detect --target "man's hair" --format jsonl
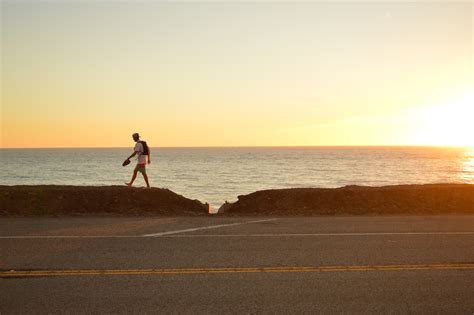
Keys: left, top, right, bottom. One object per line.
{"left": 132, "top": 133, "right": 140, "bottom": 138}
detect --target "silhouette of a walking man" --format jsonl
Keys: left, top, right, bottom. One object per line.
{"left": 124, "top": 133, "right": 151, "bottom": 188}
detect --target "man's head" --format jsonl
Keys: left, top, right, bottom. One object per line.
{"left": 132, "top": 133, "right": 140, "bottom": 142}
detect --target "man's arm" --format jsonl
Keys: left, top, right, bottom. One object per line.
{"left": 148, "top": 150, "right": 151, "bottom": 164}
{"left": 127, "top": 151, "right": 138, "bottom": 160}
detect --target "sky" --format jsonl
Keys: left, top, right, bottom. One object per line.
{"left": 1, "top": 1, "right": 472, "bottom": 148}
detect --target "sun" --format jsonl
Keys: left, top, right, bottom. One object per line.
{"left": 412, "top": 89, "right": 474, "bottom": 148}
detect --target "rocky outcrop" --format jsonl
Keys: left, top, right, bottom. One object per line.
{"left": 0, "top": 185, "right": 208, "bottom": 216}
{"left": 220, "top": 184, "right": 474, "bottom": 215}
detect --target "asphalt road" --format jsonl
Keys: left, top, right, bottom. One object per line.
{"left": 1, "top": 215, "right": 474, "bottom": 314}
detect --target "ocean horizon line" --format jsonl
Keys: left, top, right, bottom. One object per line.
{"left": 0, "top": 145, "right": 470, "bottom": 150}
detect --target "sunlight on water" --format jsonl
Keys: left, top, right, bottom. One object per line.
{"left": 1, "top": 147, "right": 473, "bottom": 208}
{"left": 461, "top": 148, "right": 474, "bottom": 183}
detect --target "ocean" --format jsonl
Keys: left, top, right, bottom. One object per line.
{"left": 1, "top": 147, "right": 473, "bottom": 210}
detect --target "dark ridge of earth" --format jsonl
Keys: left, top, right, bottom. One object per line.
{"left": 0, "top": 185, "right": 208, "bottom": 216}
{"left": 1, "top": 184, "right": 473, "bottom": 217}
{"left": 219, "top": 184, "right": 474, "bottom": 215}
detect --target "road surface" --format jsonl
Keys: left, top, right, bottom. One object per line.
{"left": 1, "top": 215, "right": 473, "bottom": 313}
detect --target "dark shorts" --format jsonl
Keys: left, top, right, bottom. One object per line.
{"left": 135, "top": 164, "right": 146, "bottom": 174}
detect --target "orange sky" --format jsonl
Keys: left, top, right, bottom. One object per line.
{"left": 1, "top": 2, "right": 472, "bottom": 148}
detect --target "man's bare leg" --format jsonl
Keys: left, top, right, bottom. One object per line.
{"left": 142, "top": 173, "right": 151, "bottom": 188}
{"left": 126, "top": 170, "right": 138, "bottom": 187}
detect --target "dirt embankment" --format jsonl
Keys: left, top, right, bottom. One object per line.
{"left": 0, "top": 185, "right": 208, "bottom": 216}
{"left": 220, "top": 184, "right": 474, "bottom": 215}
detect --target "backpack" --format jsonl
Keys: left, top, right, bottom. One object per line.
{"left": 139, "top": 141, "right": 149, "bottom": 155}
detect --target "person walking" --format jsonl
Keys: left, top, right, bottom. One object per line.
{"left": 124, "top": 132, "right": 151, "bottom": 188}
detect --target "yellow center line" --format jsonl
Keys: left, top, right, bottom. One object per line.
{"left": 2, "top": 263, "right": 474, "bottom": 278}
